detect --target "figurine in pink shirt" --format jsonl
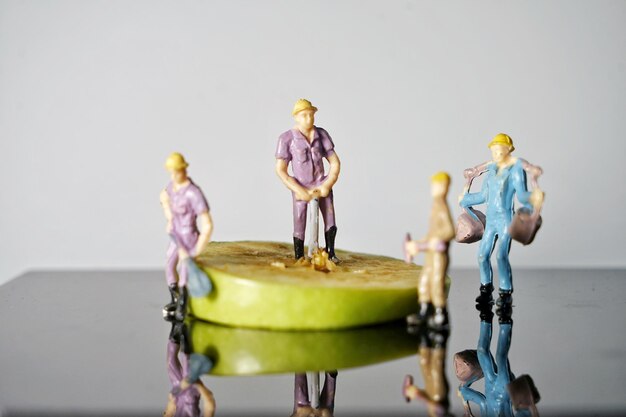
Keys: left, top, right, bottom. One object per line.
{"left": 275, "top": 99, "right": 341, "bottom": 261}
{"left": 160, "top": 153, "right": 213, "bottom": 319}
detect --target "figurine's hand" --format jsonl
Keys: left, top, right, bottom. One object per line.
{"left": 530, "top": 189, "right": 544, "bottom": 209}
{"left": 405, "top": 240, "right": 419, "bottom": 257}
{"left": 463, "top": 167, "right": 477, "bottom": 180}
{"left": 317, "top": 185, "right": 331, "bottom": 198}
{"left": 166, "top": 221, "right": 173, "bottom": 234}
{"left": 294, "top": 188, "right": 312, "bottom": 202}
{"left": 308, "top": 188, "right": 321, "bottom": 199}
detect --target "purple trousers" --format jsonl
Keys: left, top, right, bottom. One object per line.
{"left": 166, "top": 230, "right": 198, "bottom": 288}
{"left": 167, "top": 340, "right": 201, "bottom": 417}
{"left": 293, "top": 372, "right": 337, "bottom": 414}
{"left": 292, "top": 190, "right": 336, "bottom": 240}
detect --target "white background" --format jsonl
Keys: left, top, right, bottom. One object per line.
{"left": 1, "top": 1, "right": 625, "bottom": 285}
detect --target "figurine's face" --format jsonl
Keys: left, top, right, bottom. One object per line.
{"left": 294, "top": 109, "right": 315, "bottom": 131}
{"left": 431, "top": 181, "right": 449, "bottom": 198}
{"left": 490, "top": 144, "right": 512, "bottom": 163}
{"left": 169, "top": 168, "right": 188, "bottom": 184}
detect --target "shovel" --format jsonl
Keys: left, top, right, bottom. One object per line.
{"left": 307, "top": 198, "right": 320, "bottom": 258}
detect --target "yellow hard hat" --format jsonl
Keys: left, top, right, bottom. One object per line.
{"left": 165, "top": 152, "right": 189, "bottom": 170}
{"left": 487, "top": 133, "right": 515, "bottom": 152}
{"left": 292, "top": 99, "right": 318, "bottom": 116}
{"left": 431, "top": 171, "right": 451, "bottom": 185}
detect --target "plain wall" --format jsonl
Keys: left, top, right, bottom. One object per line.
{"left": 1, "top": 0, "right": 625, "bottom": 285}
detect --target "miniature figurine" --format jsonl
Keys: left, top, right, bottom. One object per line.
{"left": 405, "top": 172, "right": 455, "bottom": 329}
{"left": 454, "top": 301, "right": 540, "bottom": 417}
{"left": 458, "top": 134, "right": 544, "bottom": 306}
{"left": 164, "top": 322, "right": 216, "bottom": 417}
{"left": 275, "top": 99, "right": 341, "bottom": 261}
{"left": 160, "top": 152, "right": 213, "bottom": 320}
{"left": 403, "top": 327, "right": 453, "bottom": 417}
{"left": 291, "top": 371, "right": 337, "bottom": 417}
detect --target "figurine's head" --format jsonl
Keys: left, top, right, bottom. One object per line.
{"left": 292, "top": 99, "right": 317, "bottom": 131}
{"left": 165, "top": 152, "right": 189, "bottom": 184}
{"left": 488, "top": 133, "right": 515, "bottom": 163}
{"left": 431, "top": 172, "right": 451, "bottom": 198}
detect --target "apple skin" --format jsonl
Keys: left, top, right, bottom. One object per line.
{"left": 189, "top": 241, "right": 450, "bottom": 330}
{"left": 188, "top": 319, "right": 421, "bottom": 376}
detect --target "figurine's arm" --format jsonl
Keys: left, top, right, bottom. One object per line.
{"left": 515, "top": 161, "right": 544, "bottom": 210}
{"left": 434, "top": 208, "right": 456, "bottom": 243}
{"left": 193, "top": 211, "right": 213, "bottom": 257}
{"left": 512, "top": 166, "right": 533, "bottom": 209}
{"left": 405, "top": 238, "right": 428, "bottom": 257}
{"left": 275, "top": 159, "right": 312, "bottom": 202}
{"left": 160, "top": 189, "right": 173, "bottom": 233}
{"left": 458, "top": 385, "right": 486, "bottom": 406}
{"left": 196, "top": 382, "right": 216, "bottom": 417}
{"left": 460, "top": 175, "right": 488, "bottom": 208}
{"left": 317, "top": 152, "right": 341, "bottom": 197}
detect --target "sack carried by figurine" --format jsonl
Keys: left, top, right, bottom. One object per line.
{"left": 170, "top": 233, "right": 213, "bottom": 298}
{"left": 507, "top": 374, "right": 540, "bottom": 415}
{"left": 456, "top": 208, "right": 487, "bottom": 243}
{"left": 453, "top": 349, "right": 483, "bottom": 384}
{"left": 456, "top": 163, "right": 488, "bottom": 244}
{"left": 183, "top": 257, "right": 213, "bottom": 298}
{"left": 509, "top": 207, "right": 542, "bottom": 245}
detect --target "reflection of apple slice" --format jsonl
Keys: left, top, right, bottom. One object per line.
{"left": 191, "top": 241, "right": 446, "bottom": 330}
{"left": 189, "top": 319, "right": 419, "bottom": 375}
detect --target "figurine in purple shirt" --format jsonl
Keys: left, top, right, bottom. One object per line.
{"left": 164, "top": 323, "right": 216, "bottom": 417}
{"left": 275, "top": 99, "right": 341, "bottom": 261}
{"left": 160, "top": 153, "right": 213, "bottom": 319}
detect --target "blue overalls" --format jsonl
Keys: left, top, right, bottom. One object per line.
{"left": 461, "top": 159, "right": 532, "bottom": 292}
{"left": 458, "top": 318, "right": 532, "bottom": 417}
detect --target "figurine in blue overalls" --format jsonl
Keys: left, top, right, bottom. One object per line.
{"left": 454, "top": 302, "right": 540, "bottom": 417}
{"left": 459, "top": 134, "right": 544, "bottom": 305}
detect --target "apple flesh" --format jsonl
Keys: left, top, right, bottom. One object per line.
{"left": 190, "top": 241, "right": 449, "bottom": 330}
{"left": 188, "top": 319, "right": 420, "bottom": 375}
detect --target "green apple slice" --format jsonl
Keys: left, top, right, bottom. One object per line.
{"left": 190, "top": 241, "right": 443, "bottom": 330}
{"left": 188, "top": 319, "right": 420, "bottom": 375}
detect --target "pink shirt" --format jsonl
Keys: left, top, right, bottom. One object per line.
{"left": 166, "top": 179, "right": 209, "bottom": 235}
{"left": 275, "top": 127, "right": 335, "bottom": 187}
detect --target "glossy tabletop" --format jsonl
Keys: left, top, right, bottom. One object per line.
{"left": 1, "top": 268, "right": 625, "bottom": 416}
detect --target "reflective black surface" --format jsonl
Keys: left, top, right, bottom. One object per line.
{"left": 1, "top": 269, "right": 625, "bottom": 416}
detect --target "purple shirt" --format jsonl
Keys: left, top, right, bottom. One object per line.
{"left": 166, "top": 179, "right": 210, "bottom": 235}
{"left": 275, "top": 127, "right": 335, "bottom": 187}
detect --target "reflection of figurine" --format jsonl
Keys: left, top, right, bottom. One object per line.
{"left": 164, "top": 323, "right": 216, "bottom": 417}
{"left": 454, "top": 302, "right": 540, "bottom": 417}
{"left": 160, "top": 153, "right": 213, "bottom": 320}
{"left": 403, "top": 327, "right": 453, "bottom": 417}
{"left": 291, "top": 372, "right": 337, "bottom": 417}
{"left": 459, "top": 134, "right": 544, "bottom": 305}
{"left": 275, "top": 99, "right": 341, "bottom": 261}
{"left": 405, "top": 173, "right": 455, "bottom": 329}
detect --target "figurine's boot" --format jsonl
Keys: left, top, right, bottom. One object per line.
{"left": 174, "top": 286, "right": 189, "bottom": 322}
{"left": 163, "top": 284, "right": 179, "bottom": 319}
{"left": 406, "top": 302, "right": 432, "bottom": 330}
{"left": 496, "top": 290, "right": 513, "bottom": 318}
{"left": 475, "top": 283, "right": 494, "bottom": 304}
{"left": 325, "top": 226, "right": 339, "bottom": 262}
{"left": 429, "top": 307, "right": 449, "bottom": 331}
{"left": 169, "top": 320, "right": 185, "bottom": 343}
{"left": 293, "top": 237, "right": 305, "bottom": 260}
{"left": 496, "top": 290, "right": 513, "bottom": 307}
{"left": 476, "top": 301, "right": 494, "bottom": 322}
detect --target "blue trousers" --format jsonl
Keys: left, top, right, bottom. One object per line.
{"left": 478, "top": 223, "right": 513, "bottom": 292}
